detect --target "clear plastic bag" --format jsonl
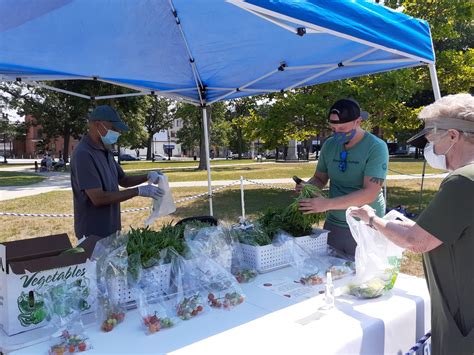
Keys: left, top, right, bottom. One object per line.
{"left": 48, "top": 326, "right": 92, "bottom": 354}
{"left": 145, "top": 174, "right": 176, "bottom": 227}
{"left": 184, "top": 225, "right": 234, "bottom": 273}
{"left": 136, "top": 289, "right": 177, "bottom": 335}
{"left": 90, "top": 234, "right": 129, "bottom": 332}
{"left": 43, "top": 282, "right": 94, "bottom": 354}
{"left": 224, "top": 225, "right": 258, "bottom": 283}
{"left": 188, "top": 254, "right": 246, "bottom": 311}
{"left": 323, "top": 256, "right": 355, "bottom": 280}
{"left": 165, "top": 248, "right": 206, "bottom": 320}
{"left": 345, "top": 209, "right": 405, "bottom": 299}
{"left": 273, "top": 232, "right": 327, "bottom": 286}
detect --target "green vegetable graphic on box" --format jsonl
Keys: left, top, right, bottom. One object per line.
{"left": 17, "top": 291, "right": 48, "bottom": 326}
{"left": 17, "top": 278, "right": 91, "bottom": 327}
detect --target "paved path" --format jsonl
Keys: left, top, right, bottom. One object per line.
{"left": 0, "top": 171, "right": 448, "bottom": 202}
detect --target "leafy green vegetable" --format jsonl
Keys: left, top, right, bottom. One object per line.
{"left": 126, "top": 221, "right": 213, "bottom": 268}
{"left": 239, "top": 184, "right": 326, "bottom": 246}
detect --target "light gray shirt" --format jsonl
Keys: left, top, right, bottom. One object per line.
{"left": 71, "top": 135, "right": 125, "bottom": 239}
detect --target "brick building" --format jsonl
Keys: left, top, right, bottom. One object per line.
{"left": 13, "top": 115, "right": 80, "bottom": 159}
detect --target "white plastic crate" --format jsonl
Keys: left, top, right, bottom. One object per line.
{"left": 240, "top": 228, "right": 329, "bottom": 273}
{"left": 108, "top": 263, "right": 171, "bottom": 307}
{"left": 295, "top": 228, "right": 329, "bottom": 254}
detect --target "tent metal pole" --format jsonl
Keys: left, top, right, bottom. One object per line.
{"left": 202, "top": 106, "right": 213, "bottom": 216}
{"left": 419, "top": 159, "right": 427, "bottom": 213}
{"left": 428, "top": 63, "right": 441, "bottom": 101}
{"left": 30, "top": 82, "right": 92, "bottom": 100}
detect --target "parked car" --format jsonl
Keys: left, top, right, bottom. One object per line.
{"left": 153, "top": 153, "right": 168, "bottom": 161}
{"left": 120, "top": 154, "right": 140, "bottom": 161}
{"left": 265, "top": 152, "right": 276, "bottom": 159}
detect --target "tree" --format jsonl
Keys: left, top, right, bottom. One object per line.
{"left": 1, "top": 81, "right": 147, "bottom": 162}
{"left": 140, "top": 96, "right": 175, "bottom": 160}
{"left": 176, "top": 102, "right": 227, "bottom": 169}
{"left": 227, "top": 97, "right": 259, "bottom": 159}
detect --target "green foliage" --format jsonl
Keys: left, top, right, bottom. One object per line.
{"left": 239, "top": 184, "right": 326, "bottom": 246}
{"left": 2, "top": 81, "right": 147, "bottom": 161}
{"left": 140, "top": 96, "right": 176, "bottom": 159}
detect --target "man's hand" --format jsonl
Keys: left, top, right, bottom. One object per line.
{"left": 138, "top": 185, "right": 165, "bottom": 200}
{"left": 348, "top": 205, "right": 376, "bottom": 223}
{"left": 298, "top": 197, "right": 331, "bottom": 214}
{"left": 147, "top": 171, "right": 163, "bottom": 184}
{"left": 295, "top": 183, "right": 304, "bottom": 194}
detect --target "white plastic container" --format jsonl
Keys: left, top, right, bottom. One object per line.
{"left": 239, "top": 228, "right": 329, "bottom": 273}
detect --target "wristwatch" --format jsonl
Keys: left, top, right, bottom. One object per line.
{"left": 368, "top": 215, "right": 376, "bottom": 230}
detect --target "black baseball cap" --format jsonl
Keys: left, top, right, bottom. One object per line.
{"left": 88, "top": 105, "right": 129, "bottom": 131}
{"left": 328, "top": 99, "right": 369, "bottom": 124}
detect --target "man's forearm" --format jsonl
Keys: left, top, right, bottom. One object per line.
{"left": 119, "top": 174, "right": 148, "bottom": 188}
{"left": 370, "top": 217, "right": 417, "bottom": 250}
{"left": 307, "top": 175, "right": 326, "bottom": 189}
{"left": 90, "top": 188, "right": 139, "bottom": 206}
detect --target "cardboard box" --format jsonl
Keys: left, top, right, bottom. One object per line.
{"left": 0, "top": 234, "right": 100, "bottom": 336}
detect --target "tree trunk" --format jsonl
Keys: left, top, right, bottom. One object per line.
{"left": 198, "top": 107, "right": 211, "bottom": 170}
{"left": 146, "top": 132, "right": 153, "bottom": 160}
{"left": 63, "top": 133, "right": 71, "bottom": 163}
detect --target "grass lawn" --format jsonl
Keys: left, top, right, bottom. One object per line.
{"left": 0, "top": 171, "right": 45, "bottom": 186}
{"left": 120, "top": 159, "right": 257, "bottom": 170}
{"left": 0, "top": 158, "right": 443, "bottom": 187}
{"left": 124, "top": 158, "right": 444, "bottom": 182}
{"left": 0, "top": 178, "right": 442, "bottom": 277}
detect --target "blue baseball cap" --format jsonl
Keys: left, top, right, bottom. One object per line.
{"left": 88, "top": 105, "right": 129, "bottom": 131}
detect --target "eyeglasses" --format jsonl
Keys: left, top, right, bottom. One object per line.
{"left": 339, "top": 150, "right": 348, "bottom": 172}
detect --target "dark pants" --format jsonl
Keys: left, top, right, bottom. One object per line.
{"left": 324, "top": 221, "right": 356, "bottom": 260}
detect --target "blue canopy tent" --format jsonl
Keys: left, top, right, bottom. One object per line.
{"left": 0, "top": 0, "right": 439, "bottom": 214}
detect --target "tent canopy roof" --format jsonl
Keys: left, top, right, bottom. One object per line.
{"left": 0, "top": 0, "right": 434, "bottom": 105}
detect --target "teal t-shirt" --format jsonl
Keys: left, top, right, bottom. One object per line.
{"left": 316, "top": 132, "right": 388, "bottom": 228}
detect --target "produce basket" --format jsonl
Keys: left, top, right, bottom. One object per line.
{"left": 240, "top": 228, "right": 329, "bottom": 273}
{"left": 109, "top": 263, "right": 171, "bottom": 307}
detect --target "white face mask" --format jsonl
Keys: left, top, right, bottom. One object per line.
{"left": 423, "top": 139, "right": 455, "bottom": 171}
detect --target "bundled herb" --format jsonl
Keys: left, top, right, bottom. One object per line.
{"left": 239, "top": 184, "right": 326, "bottom": 246}
{"left": 126, "top": 224, "right": 186, "bottom": 269}
{"left": 283, "top": 184, "right": 326, "bottom": 235}
{"left": 126, "top": 221, "right": 213, "bottom": 268}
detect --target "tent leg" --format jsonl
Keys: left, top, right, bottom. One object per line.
{"left": 419, "top": 160, "right": 427, "bottom": 213}
{"left": 428, "top": 63, "right": 441, "bottom": 101}
{"left": 202, "top": 106, "right": 213, "bottom": 216}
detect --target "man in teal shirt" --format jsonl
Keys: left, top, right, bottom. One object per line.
{"left": 297, "top": 99, "right": 388, "bottom": 258}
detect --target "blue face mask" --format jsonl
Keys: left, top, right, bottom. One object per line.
{"left": 332, "top": 129, "right": 356, "bottom": 145}
{"left": 98, "top": 124, "right": 121, "bottom": 145}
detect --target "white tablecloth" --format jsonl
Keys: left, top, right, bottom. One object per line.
{"left": 4, "top": 270, "right": 430, "bottom": 355}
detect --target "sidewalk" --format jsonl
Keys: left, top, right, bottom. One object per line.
{"left": 0, "top": 172, "right": 448, "bottom": 202}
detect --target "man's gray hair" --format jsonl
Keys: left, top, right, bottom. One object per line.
{"left": 420, "top": 93, "right": 474, "bottom": 122}
{"left": 420, "top": 93, "right": 474, "bottom": 143}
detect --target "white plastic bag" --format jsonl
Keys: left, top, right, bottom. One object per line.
{"left": 345, "top": 209, "right": 406, "bottom": 298}
{"left": 145, "top": 174, "right": 176, "bottom": 227}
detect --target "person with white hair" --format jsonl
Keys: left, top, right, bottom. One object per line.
{"left": 350, "top": 93, "right": 474, "bottom": 354}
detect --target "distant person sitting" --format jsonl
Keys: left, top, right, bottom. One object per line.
{"left": 54, "top": 157, "right": 65, "bottom": 171}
